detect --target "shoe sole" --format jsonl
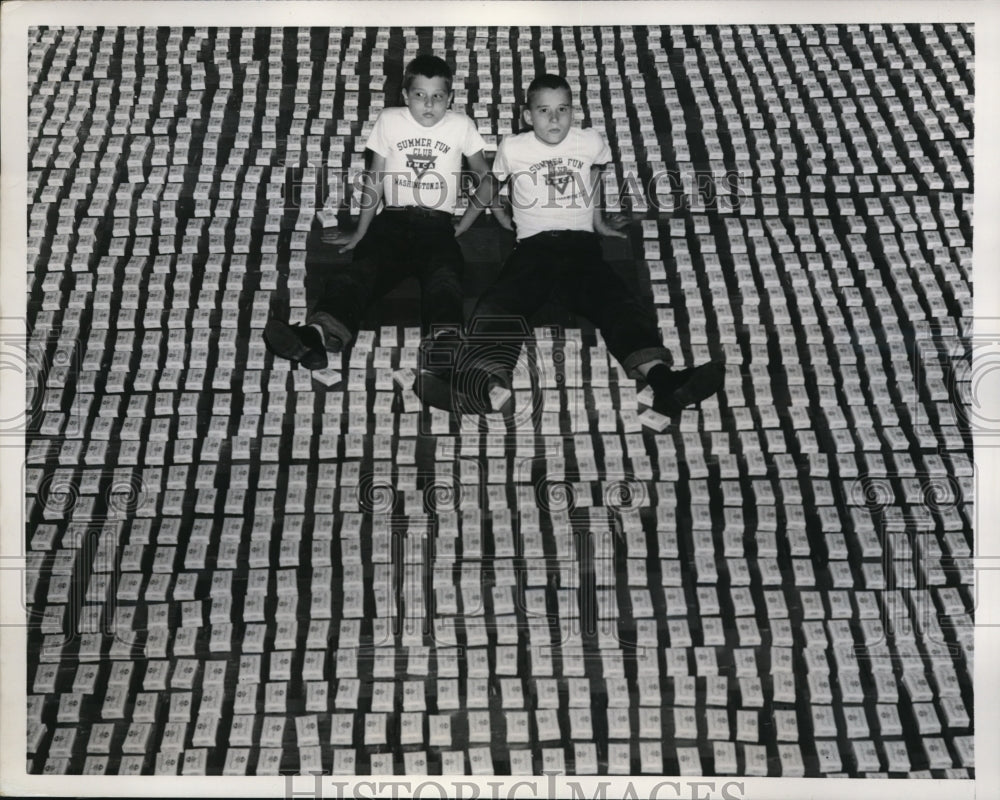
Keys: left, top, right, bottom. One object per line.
{"left": 414, "top": 369, "right": 458, "bottom": 412}
{"left": 658, "top": 362, "right": 724, "bottom": 415}
{"left": 415, "top": 367, "right": 504, "bottom": 416}
{"left": 263, "top": 319, "right": 328, "bottom": 370}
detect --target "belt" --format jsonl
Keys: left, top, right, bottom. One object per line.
{"left": 524, "top": 229, "right": 599, "bottom": 241}
{"left": 384, "top": 206, "right": 454, "bottom": 222}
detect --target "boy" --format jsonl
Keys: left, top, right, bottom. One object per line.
{"left": 425, "top": 74, "right": 724, "bottom": 418}
{"left": 263, "top": 55, "right": 493, "bottom": 374}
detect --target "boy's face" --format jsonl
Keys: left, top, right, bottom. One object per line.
{"left": 403, "top": 75, "right": 453, "bottom": 127}
{"left": 523, "top": 87, "right": 574, "bottom": 145}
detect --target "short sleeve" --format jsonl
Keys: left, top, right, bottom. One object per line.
{"left": 492, "top": 139, "right": 511, "bottom": 182}
{"left": 462, "top": 116, "right": 489, "bottom": 157}
{"left": 365, "top": 110, "right": 391, "bottom": 157}
{"left": 591, "top": 129, "right": 612, "bottom": 166}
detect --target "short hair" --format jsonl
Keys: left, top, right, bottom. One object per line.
{"left": 526, "top": 74, "right": 572, "bottom": 107}
{"left": 403, "top": 55, "right": 453, "bottom": 93}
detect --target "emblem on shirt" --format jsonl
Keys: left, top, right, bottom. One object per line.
{"left": 406, "top": 152, "right": 438, "bottom": 179}
{"left": 544, "top": 165, "right": 574, "bottom": 195}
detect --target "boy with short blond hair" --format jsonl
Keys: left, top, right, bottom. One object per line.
{"left": 424, "top": 73, "right": 723, "bottom": 417}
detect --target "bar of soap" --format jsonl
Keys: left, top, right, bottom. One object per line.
{"left": 638, "top": 408, "right": 670, "bottom": 431}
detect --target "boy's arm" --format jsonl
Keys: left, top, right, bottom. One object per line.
{"left": 591, "top": 165, "right": 627, "bottom": 239}
{"left": 331, "top": 152, "right": 386, "bottom": 252}
{"left": 453, "top": 150, "right": 495, "bottom": 237}
{"left": 490, "top": 184, "right": 514, "bottom": 232}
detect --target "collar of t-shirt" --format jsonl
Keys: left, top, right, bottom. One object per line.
{"left": 404, "top": 107, "right": 447, "bottom": 130}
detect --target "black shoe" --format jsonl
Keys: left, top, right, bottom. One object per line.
{"left": 649, "top": 361, "right": 724, "bottom": 416}
{"left": 419, "top": 330, "right": 461, "bottom": 369}
{"left": 415, "top": 363, "right": 507, "bottom": 415}
{"left": 414, "top": 368, "right": 456, "bottom": 411}
{"left": 414, "top": 331, "right": 461, "bottom": 411}
{"left": 263, "top": 319, "right": 328, "bottom": 370}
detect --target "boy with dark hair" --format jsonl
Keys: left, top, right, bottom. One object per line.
{"left": 263, "top": 54, "right": 492, "bottom": 372}
{"left": 422, "top": 73, "right": 723, "bottom": 417}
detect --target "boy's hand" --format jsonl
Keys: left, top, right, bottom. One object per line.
{"left": 328, "top": 230, "right": 364, "bottom": 253}
{"left": 492, "top": 205, "right": 514, "bottom": 232}
{"left": 594, "top": 215, "right": 629, "bottom": 239}
{"left": 453, "top": 217, "right": 472, "bottom": 237}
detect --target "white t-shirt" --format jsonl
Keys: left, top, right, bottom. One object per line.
{"left": 493, "top": 127, "right": 612, "bottom": 240}
{"left": 366, "top": 107, "right": 488, "bottom": 214}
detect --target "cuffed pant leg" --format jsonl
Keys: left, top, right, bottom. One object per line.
{"left": 557, "top": 234, "right": 672, "bottom": 380}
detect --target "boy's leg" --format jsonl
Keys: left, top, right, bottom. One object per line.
{"left": 411, "top": 216, "right": 467, "bottom": 407}
{"left": 415, "top": 215, "right": 465, "bottom": 335}
{"left": 264, "top": 213, "right": 411, "bottom": 368}
{"left": 558, "top": 235, "right": 724, "bottom": 415}
{"left": 417, "top": 234, "right": 556, "bottom": 412}
{"left": 309, "top": 212, "right": 417, "bottom": 345}
{"left": 465, "top": 236, "right": 559, "bottom": 406}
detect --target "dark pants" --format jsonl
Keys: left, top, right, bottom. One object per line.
{"left": 466, "top": 230, "right": 669, "bottom": 379}
{"left": 309, "top": 207, "right": 464, "bottom": 344}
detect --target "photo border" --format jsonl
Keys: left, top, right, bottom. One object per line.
{"left": 2, "top": 2, "right": 997, "bottom": 797}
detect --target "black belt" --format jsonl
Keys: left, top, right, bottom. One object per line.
{"left": 384, "top": 206, "right": 453, "bottom": 222}
{"left": 524, "top": 229, "right": 599, "bottom": 240}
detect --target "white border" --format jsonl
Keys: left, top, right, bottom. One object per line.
{"left": 1, "top": 2, "right": 997, "bottom": 798}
